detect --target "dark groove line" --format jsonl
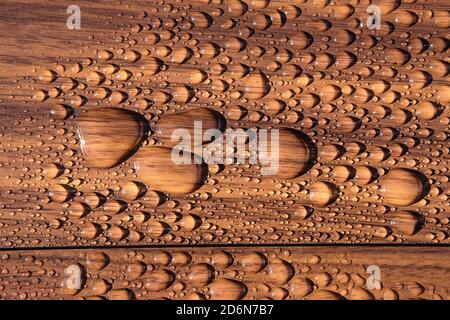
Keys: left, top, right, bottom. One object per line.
{"left": 1, "top": 243, "right": 450, "bottom": 252}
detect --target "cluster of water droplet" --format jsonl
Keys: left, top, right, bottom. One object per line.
{"left": 0, "top": 0, "right": 448, "bottom": 248}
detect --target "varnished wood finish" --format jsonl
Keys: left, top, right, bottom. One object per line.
{"left": 0, "top": 247, "right": 449, "bottom": 300}
{"left": 0, "top": 0, "right": 449, "bottom": 299}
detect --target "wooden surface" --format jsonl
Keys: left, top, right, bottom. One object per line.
{"left": 1, "top": 247, "right": 449, "bottom": 300}
{"left": 0, "top": 0, "right": 449, "bottom": 299}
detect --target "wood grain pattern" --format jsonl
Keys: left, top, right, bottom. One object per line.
{"left": 0, "top": 0, "right": 448, "bottom": 247}
{"left": 0, "top": 246, "right": 449, "bottom": 300}
{"left": 0, "top": 0, "right": 448, "bottom": 300}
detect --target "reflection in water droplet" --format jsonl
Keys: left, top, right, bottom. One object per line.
{"left": 244, "top": 71, "right": 271, "bottom": 100}
{"left": 209, "top": 278, "right": 247, "bottom": 300}
{"left": 289, "top": 277, "right": 314, "bottom": 299}
{"left": 306, "top": 290, "right": 346, "bottom": 300}
{"left": 81, "top": 222, "right": 101, "bottom": 240}
{"left": 86, "top": 252, "right": 109, "bottom": 271}
{"left": 390, "top": 211, "right": 424, "bottom": 236}
{"left": 264, "top": 128, "right": 316, "bottom": 179}
{"left": 309, "top": 182, "right": 339, "bottom": 207}
{"left": 237, "top": 252, "right": 267, "bottom": 273}
{"left": 211, "top": 251, "right": 234, "bottom": 270}
{"left": 49, "top": 184, "right": 75, "bottom": 203}
{"left": 188, "top": 263, "right": 215, "bottom": 287}
{"left": 134, "top": 147, "right": 208, "bottom": 195}
{"left": 266, "top": 258, "right": 295, "bottom": 285}
{"left": 380, "top": 169, "right": 428, "bottom": 206}
{"left": 156, "top": 108, "right": 226, "bottom": 148}
{"left": 144, "top": 269, "right": 175, "bottom": 291}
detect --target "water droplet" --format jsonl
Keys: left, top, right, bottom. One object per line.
{"left": 76, "top": 108, "right": 148, "bottom": 168}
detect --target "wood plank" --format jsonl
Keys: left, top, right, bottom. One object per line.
{"left": 0, "top": 246, "right": 448, "bottom": 300}
{"left": 0, "top": 0, "right": 448, "bottom": 249}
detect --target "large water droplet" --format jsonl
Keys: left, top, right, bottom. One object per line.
{"left": 390, "top": 210, "right": 424, "bottom": 235}
{"left": 244, "top": 71, "right": 271, "bottom": 100}
{"left": 187, "top": 263, "right": 215, "bottom": 288}
{"left": 380, "top": 169, "right": 428, "bottom": 206}
{"left": 134, "top": 147, "right": 208, "bottom": 195}
{"left": 209, "top": 279, "right": 247, "bottom": 300}
{"left": 156, "top": 108, "right": 226, "bottom": 148}
{"left": 76, "top": 108, "right": 148, "bottom": 168}
{"left": 264, "top": 128, "right": 316, "bottom": 179}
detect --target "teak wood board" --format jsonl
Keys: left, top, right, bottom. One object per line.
{"left": 1, "top": 246, "right": 449, "bottom": 300}
{"left": 0, "top": 0, "right": 449, "bottom": 300}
